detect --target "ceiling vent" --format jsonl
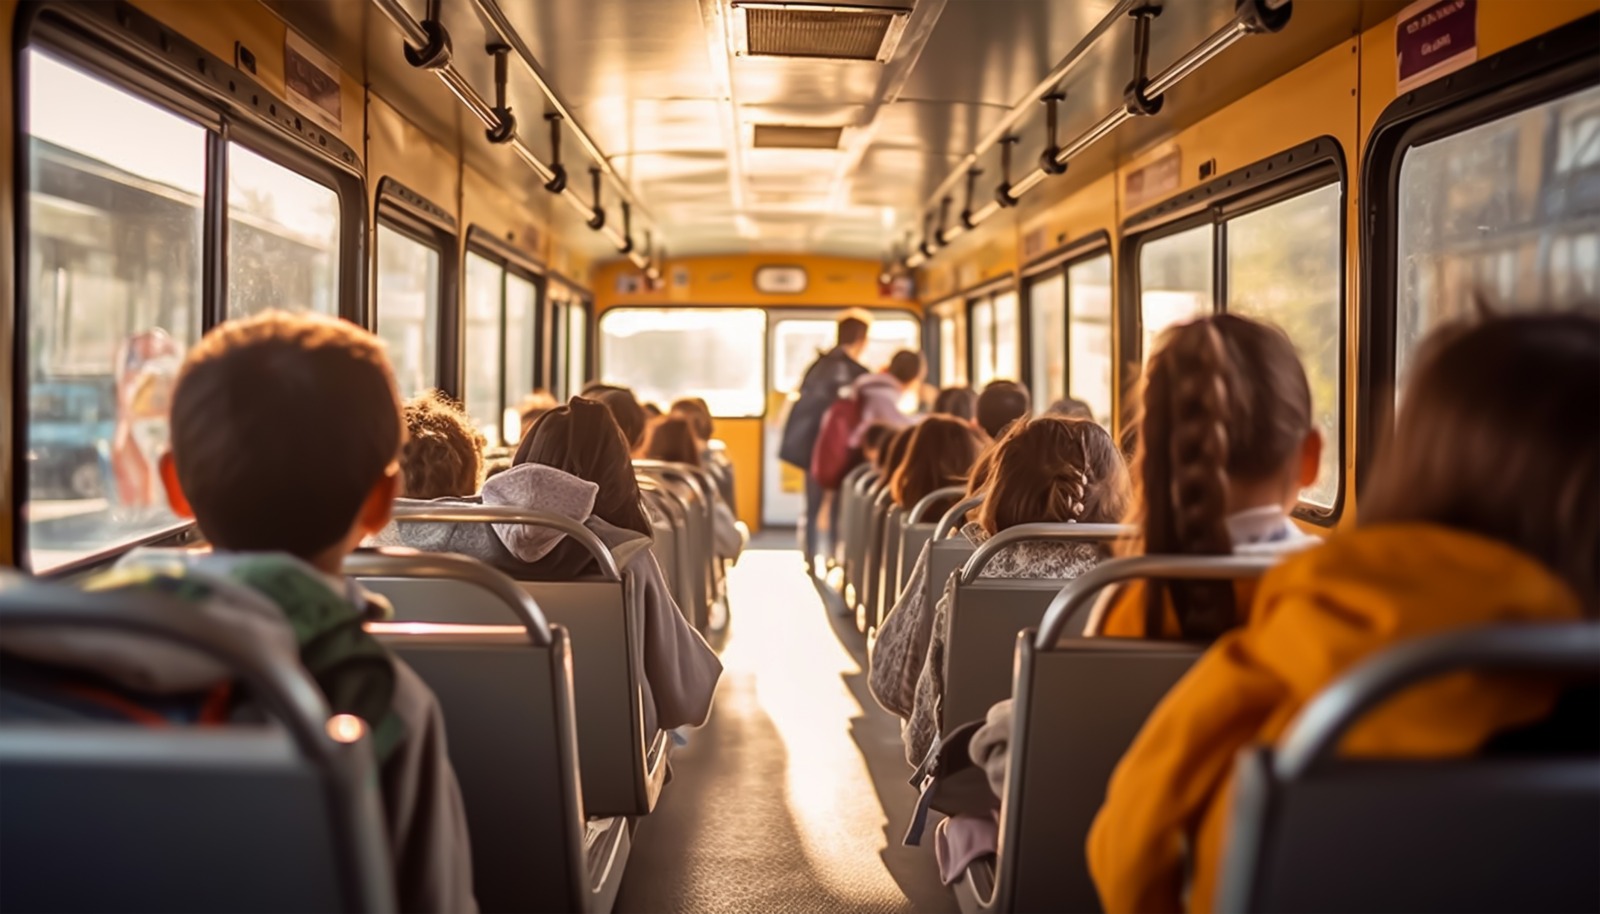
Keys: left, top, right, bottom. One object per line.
{"left": 752, "top": 124, "right": 845, "bottom": 149}
{"left": 733, "top": 3, "right": 912, "bottom": 62}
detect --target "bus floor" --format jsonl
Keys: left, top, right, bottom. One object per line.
{"left": 615, "top": 532, "right": 960, "bottom": 914}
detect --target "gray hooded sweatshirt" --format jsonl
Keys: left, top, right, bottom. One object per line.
{"left": 376, "top": 463, "right": 723, "bottom": 734}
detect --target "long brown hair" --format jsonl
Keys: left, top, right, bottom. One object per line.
{"left": 877, "top": 425, "right": 916, "bottom": 478}
{"left": 980, "top": 416, "right": 1128, "bottom": 535}
{"left": 1130, "top": 313, "right": 1312, "bottom": 639}
{"left": 1362, "top": 312, "right": 1599, "bottom": 613}
{"left": 889, "top": 416, "right": 980, "bottom": 510}
{"left": 513, "top": 397, "right": 652, "bottom": 573}
{"left": 643, "top": 417, "right": 702, "bottom": 467}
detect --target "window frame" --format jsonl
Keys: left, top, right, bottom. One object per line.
{"left": 374, "top": 177, "right": 458, "bottom": 398}
{"left": 596, "top": 305, "right": 772, "bottom": 418}
{"left": 1020, "top": 232, "right": 1113, "bottom": 408}
{"left": 1358, "top": 13, "right": 1600, "bottom": 490}
{"left": 962, "top": 275, "right": 1017, "bottom": 390}
{"left": 1120, "top": 136, "right": 1348, "bottom": 524}
{"left": 462, "top": 226, "right": 546, "bottom": 445}
{"left": 13, "top": 1, "right": 367, "bottom": 575}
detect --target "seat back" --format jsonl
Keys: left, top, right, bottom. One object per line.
{"left": 844, "top": 470, "right": 881, "bottom": 604}
{"left": 834, "top": 463, "right": 874, "bottom": 568}
{"left": 379, "top": 508, "right": 665, "bottom": 819}
{"left": 635, "top": 461, "right": 715, "bottom": 628}
{"left": 860, "top": 488, "right": 894, "bottom": 630}
{"left": 941, "top": 524, "right": 1132, "bottom": 730}
{"left": 349, "top": 552, "right": 606, "bottom": 914}
{"left": 874, "top": 504, "right": 906, "bottom": 630}
{"left": 0, "top": 576, "right": 394, "bottom": 914}
{"left": 965, "top": 555, "right": 1281, "bottom": 914}
{"left": 638, "top": 478, "right": 697, "bottom": 626}
{"left": 898, "top": 485, "right": 964, "bottom": 599}
{"left": 1216, "top": 623, "right": 1600, "bottom": 914}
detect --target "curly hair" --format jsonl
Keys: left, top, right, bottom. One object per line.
{"left": 400, "top": 390, "right": 485, "bottom": 499}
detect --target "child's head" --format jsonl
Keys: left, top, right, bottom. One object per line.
{"left": 1130, "top": 313, "right": 1317, "bottom": 638}
{"left": 578, "top": 384, "right": 647, "bottom": 452}
{"left": 886, "top": 350, "right": 926, "bottom": 388}
{"left": 976, "top": 381, "right": 1031, "bottom": 438}
{"left": 513, "top": 396, "right": 652, "bottom": 539}
{"left": 1046, "top": 397, "right": 1093, "bottom": 421}
{"left": 399, "top": 390, "right": 484, "bottom": 499}
{"left": 890, "top": 416, "right": 980, "bottom": 510}
{"left": 933, "top": 386, "right": 978, "bottom": 422}
{"left": 670, "top": 397, "right": 714, "bottom": 442}
{"left": 1363, "top": 312, "right": 1599, "bottom": 611}
{"left": 162, "top": 311, "right": 402, "bottom": 568}
{"left": 859, "top": 422, "right": 896, "bottom": 468}
{"left": 643, "top": 417, "right": 703, "bottom": 467}
{"left": 878, "top": 425, "right": 916, "bottom": 478}
{"left": 517, "top": 389, "right": 557, "bottom": 439}
{"left": 979, "top": 416, "right": 1128, "bottom": 536}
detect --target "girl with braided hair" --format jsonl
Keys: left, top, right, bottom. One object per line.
{"left": 878, "top": 415, "right": 1129, "bottom": 768}
{"left": 1088, "top": 313, "right": 1324, "bottom": 640}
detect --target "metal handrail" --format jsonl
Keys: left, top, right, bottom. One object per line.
{"left": 933, "top": 493, "right": 985, "bottom": 540}
{"left": 907, "top": 485, "right": 968, "bottom": 525}
{"left": 343, "top": 549, "right": 554, "bottom": 645}
{"left": 1035, "top": 554, "right": 1281, "bottom": 646}
{"left": 390, "top": 504, "right": 621, "bottom": 581}
{"left": 1276, "top": 622, "right": 1600, "bottom": 778}
{"left": 958, "top": 523, "right": 1134, "bottom": 584}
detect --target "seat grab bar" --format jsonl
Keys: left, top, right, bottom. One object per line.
{"left": 390, "top": 504, "right": 622, "bottom": 582}
{"left": 959, "top": 523, "right": 1135, "bottom": 584}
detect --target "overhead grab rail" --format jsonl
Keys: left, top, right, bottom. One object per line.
{"left": 370, "top": 0, "right": 654, "bottom": 270}
{"left": 901, "top": 0, "right": 1291, "bottom": 268}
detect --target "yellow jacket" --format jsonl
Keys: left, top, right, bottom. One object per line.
{"left": 1086, "top": 523, "right": 1584, "bottom": 914}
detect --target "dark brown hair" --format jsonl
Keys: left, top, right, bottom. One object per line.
{"left": 933, "top": 386, "right": 978, "bottom": 421}
{"left": 169, "top": 311, "right": 401, "bottom": 560}
{"left": 1047, "top": 397, "right": 1093, "bottom": 421}
{"left": 1362, "top": 312, "right": 1599, "bottom": 613}
{"left": 518, "top": 389, "right": 557, "bottom": 438}
{"left": 889, "top": 417, "right": 979, "bottom": 510}
{"left": 1130, "top": 313, "right": 1312, "bottom": 639}
{"left": 400, "top": 390, "right": 485, "bottom": 499}
{"left": 859, "top": 422, "right": 896, "bottom": 461}
{"left": 977, "top": 381, "right": 1031, "bottom": 438}
{"left": 644, "top": 417, "right": 702, "bottom": 467}
{"left": 887, "top": 350, "right": 924, "bottom": 385}
{"left": 513, "top": 397, "right": 653, "bottom": 572}
{"left": 670, "top": 397, "right": 714, "bottom": 441}
{"left": 877, "top": 425, "right": 916, "bottom": 478}
{"left": 980, "top": 416, "right": 1128, "bottom": 535}
{"left": 838, "top": 316, "right": 869, "bottom": 347}
{"left": 582, "top": 385, "right": 647, "bottom": 450}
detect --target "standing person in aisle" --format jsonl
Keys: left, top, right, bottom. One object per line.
{"left": 779, "top": 314, "right": 871, "bottom": 573}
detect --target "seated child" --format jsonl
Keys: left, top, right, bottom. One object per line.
{"left": 388, "top": 397, "right": 723, "bottom": 734}
{"left": 399, "top": 390, "right": 484, "bottom": 499}
{"left": 1089, "top": 312, "right": 1598, "bottom": 913}
{"left": 1, "top": 312, "right": 476, "bottom": 913}
{"left": 888, "top": 415, "right": 981, "bottom": 516}
{"left": 643, "top": 416, "right": 744, "bottom": 562}
{"left": 975, "top": 381, "right": 1031, "bottom": 439}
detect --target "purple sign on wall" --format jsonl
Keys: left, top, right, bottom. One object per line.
{"left": 1397, "top": 0, "right": 1478, "bottom": 92}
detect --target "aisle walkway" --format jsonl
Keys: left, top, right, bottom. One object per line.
{"left": 615, "top": 535, "right": 959, "bottom": 914}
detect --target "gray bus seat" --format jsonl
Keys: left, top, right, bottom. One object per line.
{"left": 638, "top": 478, "right": 695, "bottom": 625}
{"left": 349, "top": 551, "right": 627, "bottom": 914}
{"left": 956, "top": 555, "right": 1280, "bottom": 914}
{"left": 910, "top": 495, "right": 987, "bottom": 653}
{"left": 874, "top": 503, "right": 906, "bottom": 631}
{"left": 635, "top": 461, "right": 716, "bottom": 630}
{"left": 1216, "top": 622, "right": 1600, "bottom": 914}
{"left": 898, "top": 485, "right": 965, "bottom": 599}
{"left": 0, "top": 574, "right": 395, "bottom": 914}
{"left": 940, "top": 524, "right": 1133, "bottom": 731}
{"left": 378, "top": 508, "right": 668, "bottom": 820}
{"left": 859, "top": 487, "right": 894, "bottom": 632}
{"left": 844, "top": 469, "right": 881, "bottom": 606}
{"left": 833, "top": 463, "right": 875, "bottom": 570}
{"left": 705, "top": 439, "right": 738, "bottom": 515}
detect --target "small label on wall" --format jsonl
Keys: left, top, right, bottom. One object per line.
{"left": 1396, "top": 0, "right": 1477, "bottom": 93}
{"left": 284, "top": 29, "right": 341, "bottom": 130}
{"left": 1125, "top": 148, "right": 1182, "bottom": 210}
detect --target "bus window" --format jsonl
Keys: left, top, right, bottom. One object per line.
{"left": 599, "top": 308, "right": 766, "bottom": 416}
{"left": 932, "top": 298, "right": 966, "bottom": 386}
{"left": 503, "top": 271, "right": 539, "bottom": 443}
{"left": 1028, "top": 273, "right": 1067, "bottom": 404}
{"left": 993, "top": 290, "right": 1021, "bottom": 382}
{"left": 566, "top": 300, "right": 589, "bottom": 397}
{"left": 1139, "top": 223, "right": 1213, "bottom": 360}
{"left": 22, "top": 49, "right": 204, "bottom": 572}
{"left": 374, "top": 222, "right": 441, "bottom": 398}
{"left": 1067, "top": 253, "right": 1114, "bottom": 425}
{"left": 971, "top": 297, "right": 996, "bottom": 387}
{"left": 227, "top": 143, "right": 339, "bottom": 318}
{"left": 1226, "top": 182, "right": 1342, "bottom": 509}
{"left": 1397, "top": 81, "right": 1600, "bottom": 387}
{"left": 464, "top": 252, "right": 506, "bottom": 444}
{"left": 771, "top": 314, "right": 921, "bottom": 393}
